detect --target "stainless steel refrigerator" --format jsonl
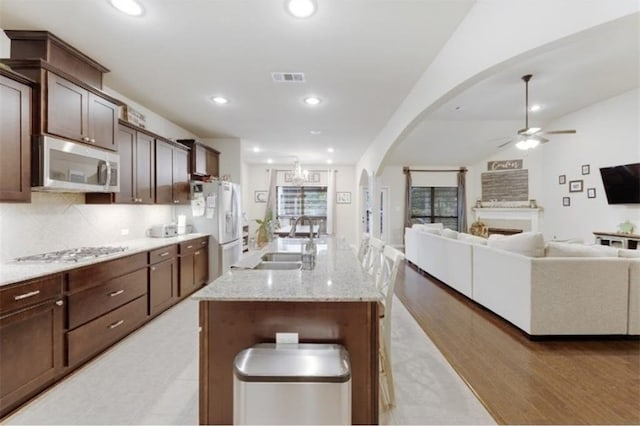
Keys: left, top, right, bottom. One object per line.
{"left": 179, "top": 181, "right": 243, "bottom": 280}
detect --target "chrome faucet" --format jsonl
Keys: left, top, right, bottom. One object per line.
{"left": 289, "top": 215, "right": 316, "bottom": 239}
{"left": 290, "top": 216, "right": 316, "bottom": 269}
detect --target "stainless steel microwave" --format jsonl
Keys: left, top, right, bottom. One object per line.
{"left": 32, "top": 135, "right": 120, "bottom": 193}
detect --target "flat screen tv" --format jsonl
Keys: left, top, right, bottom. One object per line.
{"left": 599, "top": 162, "right": 640, "bottom": 204}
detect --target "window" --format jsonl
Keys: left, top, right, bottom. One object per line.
{"left": 276, "top": 186, "right": 327, "bottom": 221}
{"left": 410, "top": 186, "right": 458, "bottom": 230}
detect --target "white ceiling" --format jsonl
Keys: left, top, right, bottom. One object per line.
{"left": 2, "top": 2, "right": 637, "bottom": 169}
{"left": 0, "top": 0, "right": 475, "bottom": 165}
{"left": 386, "top": 13, "right": 640, "bottom": 166}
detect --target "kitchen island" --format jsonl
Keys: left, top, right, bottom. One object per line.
{"left": 192, "top": 236, "right": 381, "bottom": 425}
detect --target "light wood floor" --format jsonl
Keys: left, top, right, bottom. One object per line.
{"left": 395, "top": 263, "right": 640, "bottom": 425}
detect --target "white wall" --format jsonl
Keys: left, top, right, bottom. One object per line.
{"left": 244, "top": 164, "right": 357, "bottom": 245}
{"left": 467, "top": 89, "right": 640, "bottom": 243}
{"left": 201, "top": 138, "right": 242, "bottom": 184}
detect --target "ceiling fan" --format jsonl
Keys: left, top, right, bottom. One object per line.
{"left": 498, "top": 74, "right": 576, "bottom": 150}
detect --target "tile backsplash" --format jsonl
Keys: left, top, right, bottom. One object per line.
{"left": 0, "top": 192, "right": 174, "bottom": 263}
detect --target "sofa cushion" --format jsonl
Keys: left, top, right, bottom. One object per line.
{"left": 619, "top": 248, "right": 640, "bottom": 258}
{"left": 441, "top": 228, "right": 459, "bottom": 239}
{"left": 458, "top": 232, "right": 487, "bottom": 245}
{"left": 412, "top": 223, "right": 444, "bottom": 231}
{"left": 487, "top": 232, "right": 545, "bottom": 257}
{"left": 546, "top": 242, "right": 619, "bottom": 258}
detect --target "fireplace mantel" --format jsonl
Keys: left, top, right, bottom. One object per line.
{"left": 472, "top": 208, "right": 543, "bottom": 233}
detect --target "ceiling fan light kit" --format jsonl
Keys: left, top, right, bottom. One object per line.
{"left": 499, "top": 74, "right": 577, "bottom": 150}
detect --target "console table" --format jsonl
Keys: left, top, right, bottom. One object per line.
{"left": 593, "top": 232, "right": 639, "bottom": 250}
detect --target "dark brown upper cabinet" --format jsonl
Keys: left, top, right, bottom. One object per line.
{"left": 86, "top": 124, "right": 155, "bottom": 204}
{"left": 155, "top": 138, "right": 190, "bottom": 205}
{"left": 0, "top": 69, "right": 33, "bottom": 202}
{"left": 46, "top": 72, "right": 117, "bottom": 151}
{"left": 177, "top": 139, "right": 219, "bottom": 178}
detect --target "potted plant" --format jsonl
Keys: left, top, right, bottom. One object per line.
{"left": 255, "top": 209, "right": 273, "bottom": 247}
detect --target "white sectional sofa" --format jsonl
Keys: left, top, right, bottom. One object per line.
{"left": 404, "top": 226, "right": 638, "bottom": 336}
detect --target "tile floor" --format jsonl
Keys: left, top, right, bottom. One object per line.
{"left": 5, "top": 297, "right": 495, "bottom": 425}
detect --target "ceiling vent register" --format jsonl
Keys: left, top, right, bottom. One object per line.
{"left": 271, "top": 72, "right": 306, "bottom": 83}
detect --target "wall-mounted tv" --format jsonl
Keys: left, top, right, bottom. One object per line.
{"left": 599, "top": 162, "right": 640, "bottom": 204}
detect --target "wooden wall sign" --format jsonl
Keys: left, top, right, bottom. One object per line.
{"left": 481, "top": 169, "right": 529, "bottom": 201}
{"left": 487, "top": 159, "right": 523, "bottom": 171}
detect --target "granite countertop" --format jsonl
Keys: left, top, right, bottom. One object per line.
{"left": 0, "top": 233, "right": 210, "bottom": 287}
{"left": 192, "top": 236, "right": 381, "bottom": 302}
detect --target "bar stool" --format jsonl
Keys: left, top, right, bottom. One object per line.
{"left": 357, "top": 233, "right": 370, "bottom": 263}
{"left": 376, "top": 245, "right": 405, "bottom": 409}
{"left": 363, "top": 237, "right": 385, "bottom": 280}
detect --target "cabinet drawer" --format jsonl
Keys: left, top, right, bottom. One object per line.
{"left": 179, "top": 237, "right": 208, "bottom": 255}
{"left": 68, "top": 268, "right": 148, "bottom": 329}
{"left": 149, "top": 245, "right": 177, "bottom": 264}
{"left": 0, "top": 275, "right": 63, "bottom": 316}
{"left": 66, "top": 296, "right": 147, "bottom": 367}
{"left": 67, "top": 252, "right": 147, "bottom": 293}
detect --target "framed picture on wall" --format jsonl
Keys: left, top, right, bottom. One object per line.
{"left": 559, "top": 175, "right": 566, "bottom": 185}
{"left": 254, "top": 191, "right": 267, "bottom": 203}
{"left": 569, "top": 180, "right": 583, "bottom": 192}
{"left": 581, "top": 164, "right": 590, "bottom": 175}
{"left": 336, "top": 192, "right": 351, "bottom": 204}
{"left": 562, "top": 196, "right": 571, "bottom": 207}
{"left": 587, "top": 188, "right": 596, "bottom": 199}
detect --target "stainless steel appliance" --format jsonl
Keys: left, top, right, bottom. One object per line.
{"left": 14, "top": 246, "right": 127, "bottom": 263}
{"left": 32, "top": 135, "right": 120, "bottom": 193}
{"left": 178, "top": 181, "right": 243, "bottom": 279}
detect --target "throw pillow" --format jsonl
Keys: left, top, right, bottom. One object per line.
{"left": 441, "top": 228, "right": 459, "bottom": 239}
{"left": 487, "top": 232, "right": 545, "bottom": 257}
{"left": 546, "top": 242, "right": 619, "bottom": 258}
{"left": 457, "top": 232, "right": 487, "bottom": 245}
{"left": 421, "top": 227, "right": 442, "bottom": 235}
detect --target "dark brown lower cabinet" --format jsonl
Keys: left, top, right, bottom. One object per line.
{"left": 0, "top": 297, "right": 64, "bottom": 418}
{"left": 179, "top": 238, "right": 209, "bottom": 297}
{"left": 149, "top": 246, "right": 179, "bottom": 316}
{"left": 0, "top": 238, "right": 208, "bottom": 418}
{"left": 66, "top": 296, "right": 147, "bottom": 367}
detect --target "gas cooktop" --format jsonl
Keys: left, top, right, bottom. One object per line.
{"left": 14, "top": 246, "right": 128, "bottom": 263}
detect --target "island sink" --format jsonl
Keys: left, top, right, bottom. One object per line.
{"left": 261, "top": 252, "right": 303, "bottom": 262}
{"left": 254, "top": 261, "right": 302, "bottom": 270}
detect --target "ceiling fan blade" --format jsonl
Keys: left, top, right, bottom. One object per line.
{"left": 497, "top": 139, "right": 514, "bottom": 148}
{"left": 541, "top": 129, "right": 577, "bottom": 135}
{"left": 538, "top": 136, "right": 550, "bottom": 144}
{"left": 517, "top": 127, "right": 542, "bottom": 136}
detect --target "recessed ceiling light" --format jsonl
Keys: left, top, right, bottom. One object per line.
{"left": 109, "top": 0, "right": 144, "bottom": 16}
{"left": 310, "top": 130, "right": 322, "bottom": 135}
{"left": 211, "top": 96, "right": 229, "bottom": 105}
{"left": 529, "top": 104, "right": 541, "bottom": 112}
{"left": 267, "top": 158, "right": 273, "bottom": 164}
{"left": 304, "top": 96, "right": 321, "bottom": 106}
{"left": 285, "top": 0, "right": 317, "bottom": 18}
{"left": 327, "top": 147, "right": 334, "bottom": 153}
{"left": 252, "top": 147, "right": 260, "bottom": 153}
{"left": 327, "top": 159, "right": 333, "bottom": 164}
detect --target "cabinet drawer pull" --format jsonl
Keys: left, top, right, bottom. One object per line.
{"left": 90, "top": 138, "right": 96, "bottom": 143}
{"left": 109, "top": 289, "right": 125, "bottom": 297}
{"left": 55, "top": 299, "right": 64, "bottom": 306}
{"left": 187, "top": 245, "right": 193, "bottom": 249}
{"left": 200, "top": 241, "right": 207, "bottom": 246}
{"left": 151, "top": 266, "right": 156, "bottom": 271}
{"left": 14, "top": 290, "right": 40, "bottom": 300}
{"left": 195, "top": 251, "right": 200, "bottom": 255}
{"left": 173, "top": 200, "right": 179, "bottom": 204}
{"left": 108, "top": 319, "right": 125, "bottom": 329}
{"left": 159, "top": 252, "right": 170, "bottom": 257}
{"left": 82, "top": 136, "right": 90, "bottom": 142}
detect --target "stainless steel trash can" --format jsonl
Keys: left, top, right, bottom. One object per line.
{"left": 233, "top": 343, "right": 351, "bottom": 425}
